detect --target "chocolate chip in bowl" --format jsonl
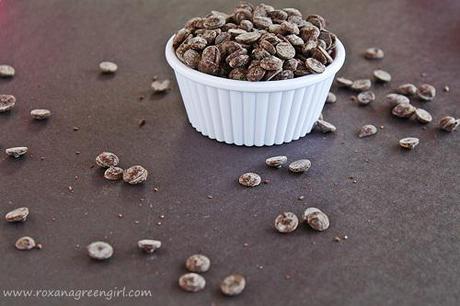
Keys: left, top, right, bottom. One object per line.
{"left": 165, "top": 2, "right": 345, "bottom": 146}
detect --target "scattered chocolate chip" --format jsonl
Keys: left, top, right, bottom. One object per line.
{"left": 238, "top": 172, "right": 261, "bottom": 187}
{"left": 15, "top": 236, "right": 36, "bottom": 251}
{"left": 137, "top": 239, "right": 161, "bottom": 254}
{"left": 185, "top": 254, "right": 211, "bottom": 273}
{"left": 303, "top": 208, "right": 329, "bottom": 231}
{"left": 288, "top": 159, "right": 311, "bottom": 173}
{"left": 416, "top": 84, "right": 436, "bottom": 101}
{"left": 316, "top": 120, "right": 336, "bottom": 133}
{"left": 358, "top": 124, "right": 378, "bottom": 138}
{"left": 87, "top": 241, "right": 113, "bottom": 260}
{"left": 123, "top": 165, "right": 148, "bottom": 185}
{"left": 364, "top": 47, "right": 384, "bottom": 60}
{"left": 5, "top": 147, "right": 28, "bottom": 158}
{"left": 336, "top": 77, "right": 353, "bottom": 87}
{"left": 151, "top": 79, "right": 171, "bottom": 93}
{"left": 178, "top": 273, "right": 206, "bottom": 292}
{"left": 0, "top": 64, "right": 15, "bottom": 77}
{"left": 95, "top": 152, "right": 119, "bottom": 168}
{"left": 351, "top": 79, "right": 372, "bottom": 92}
{"left": 439, "top": 116, "right": 459, "bottom": 132}
{"left": 414, "top": 108, "right": 432, "bottom": 124}
{"left": 399, "top": 137, "right": 419, "bottom": 150}
{"left": 30, "top": 109, "right": 51, "bottom": 120}
{"left": 373, "top": 69, "right": 392, "bottom": 83}
{"left": 385, "top": 93, "right": 410, "bottom": 106}
{"left": 357, "top": 91, "right": 375, "bottom": 106}
{"left": 397, "top": 84, "right": 417, "bottom": 96}
{"left": 392, "top": 103, "right": 416, "bottom": 118}
{"left": 265, "top": 155, "right": 287, "bottom": 168}
{"left": 104, "top": 166, "right": 124, "bottom": 180}
{"left": 0, "top": 94, "right": 16, "bottom": 112}
{"left": 5, "top": 207, "right": 29, "bottom": 223}
{"left": 274, "top": 212, "right": 299, "bottom": 233}
{"left": 99, "top": 61, "right": 118, "bottom": 73}
{"left": 220, "top": 274, "right": 246, "bottom": 296}
{"left": 326, "top": 92, "right": 336, "bottom": 104}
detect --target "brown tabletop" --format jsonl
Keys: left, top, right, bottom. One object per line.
{"left": 0, "top": 0, "right": 459, "bottom": 305}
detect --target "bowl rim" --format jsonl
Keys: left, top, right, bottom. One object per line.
{"left": 165, "top": 35, "right": 345, "bottom": 92}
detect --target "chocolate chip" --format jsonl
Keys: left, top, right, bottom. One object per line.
{"left": 416, "top": 84, "right": 436, "bottom": 101}
{"left": 179, "top": 273, "right": 206, "bottom": 292}
{"left": 99, "top": 61, "right": 118, "bottom": 73}
{"left": 357, "top": 91, "right": 376, "bottom": 106}
{"left": 87, "top": 241, "right": 113, "bottom": 260}
{"left": 5, "top": 147, "right": 28, "bottom": 158}
{"left": 123, "top": 166, "right": 148, "bottom": 185}
{"left": 439, "top": 116, "right": 459, "bottom": 132}
{"left": 358, "top": 124, "right": 378, "bottom": 138}
{"left": 238, "top": 172, "right": 261, "bottom": 187}
{"left": 30, "top": 109, "right": 51, "bottom": 120}
{"left": 220, "top": 274, "right": 246, "bottom": 296}
{"left": 0, "top": 65, "right": 15, "bottom": 77}
{"left": 364, "top": 48, "right": 384, "bottom": 60}
{"left": 0, "top": 94, "right": 16, "bottom": 112}
{"left": 399, "top": 137, "right": 419, "bottom": 150}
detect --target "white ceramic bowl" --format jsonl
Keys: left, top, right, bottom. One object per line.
{"left": 165, "top": 36, "right": 345, "bottom": 146}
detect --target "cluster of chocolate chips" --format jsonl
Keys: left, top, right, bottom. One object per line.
{"left": 172, "top": 2, "right": 337, "bottom": 81}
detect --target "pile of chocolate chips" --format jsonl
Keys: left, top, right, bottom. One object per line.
{"left": 172, "top": 2, "right": 337, "bottom": 81}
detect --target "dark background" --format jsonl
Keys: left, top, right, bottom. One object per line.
{"left": 0, "top": 0, "right": 459, "bottom": 305}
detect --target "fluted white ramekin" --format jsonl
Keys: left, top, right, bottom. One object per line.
{"left": 165, "top": 36, "right": 345, "bottom": 146}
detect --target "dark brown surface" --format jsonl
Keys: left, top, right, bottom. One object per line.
{"left": 0, "top": 1, "right": 459, "bottom": 305}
